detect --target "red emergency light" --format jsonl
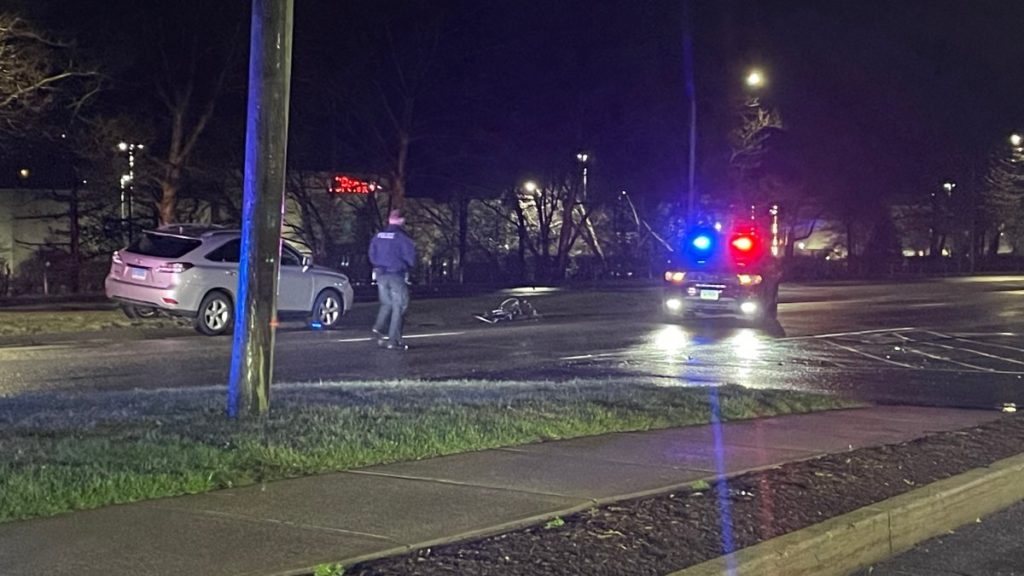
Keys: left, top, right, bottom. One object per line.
{"left": 729, "top": 227, "right": 763, "bottom": 264}
{"left": 731, "top": 235, "right": 754, "bottom": 252}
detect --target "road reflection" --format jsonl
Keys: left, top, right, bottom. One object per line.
{"left": 642, "top": 321, "right": 787, "bottom": 388}
{"left": 652, "top": 325, "right": 689, "bottom": 359}
{"left": 729, "top": 329, "right": 763, "bottom": 361}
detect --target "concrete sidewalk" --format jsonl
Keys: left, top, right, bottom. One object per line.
{"left": 0, "top": 406, "right": 1002, "bottom": 576}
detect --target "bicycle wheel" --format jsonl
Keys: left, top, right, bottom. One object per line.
{"left": 498, "top": 298, "right": 521, "bottom": 317}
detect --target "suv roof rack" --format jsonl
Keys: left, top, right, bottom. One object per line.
{"left": 153, "top": 224, "right": 236, "bottom": 239}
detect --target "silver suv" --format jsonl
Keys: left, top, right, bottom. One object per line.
{"left": 105, "top": 225, "right": 354, "bottom": 336}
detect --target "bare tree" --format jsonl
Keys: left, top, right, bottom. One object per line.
{"left": 284, "top": 172, "right": 344, "bottom": 262}
{"left": 0, "top": 14, "right": 99, "bottom": 141}
{"left": 729, "top": 101, "right": 784, "bottom": 204}
{"left": 338, "top": 20, "right": 441, "bottom": 211}
{"left": 283, "top": 172, "right": 389, "bottom": 281}
{"left": 149, "top": 27, "right": 240, "bottom": 226}
{"left": 981, "top": 149, "right": 1024, "bottom": 256}
{"left": 481, "top": 177, "right": 600, "bottom": 282}
{"left": 727, "top": 100, "right": 824, "bottom": 258}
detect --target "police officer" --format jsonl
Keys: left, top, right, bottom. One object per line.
{"left": 369, "top": 209, "right": 416, "bottom": 350}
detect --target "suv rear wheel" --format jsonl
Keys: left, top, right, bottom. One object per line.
{"left": 120, "top": 303, "right": 158, "bottom": 320}
{"left": 194, "top": 291, "right": 233, "bottom": 336}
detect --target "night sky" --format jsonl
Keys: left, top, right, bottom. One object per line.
{"left": 15, "top": 0, "right": 1024, "bottom": 206}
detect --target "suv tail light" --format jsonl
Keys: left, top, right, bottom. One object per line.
{"left": 737, "top": 274, "right": 763, "bottom": 285}
{"left": 663, "top": 271, "right": 686, "bottom": 284}
{"left": 156, "top": 262, "right": 194, "bottom": 274}
{"left": 112, "top": 251, "right": 124, "bottom": 265}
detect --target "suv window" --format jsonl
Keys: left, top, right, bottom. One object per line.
{"left": 205, "top": 239, "right": 241, "bottom": 263}
{"left": 127, "top": 232, "right": 202, "bottom": 258}
{"left": 281, "top": 246, "right": 303, "bottom": 267}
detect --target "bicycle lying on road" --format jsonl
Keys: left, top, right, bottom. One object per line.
{"left": 473, "top": 297, "right": 540, "bottom": 324}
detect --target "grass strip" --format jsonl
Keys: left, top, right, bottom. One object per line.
{"left": 0, "top": 310, "right": 184, "bottom": 336}
{"left": 0, "top": 381, "right": 860, "bottom": 522}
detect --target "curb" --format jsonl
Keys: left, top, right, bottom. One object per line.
{"left": 667, "top": 452, "right": 1024, "bottom": 576}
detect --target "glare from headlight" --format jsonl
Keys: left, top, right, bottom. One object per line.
{"left": 666, "top": 298, "right": 683, "bottom": 312}
{"left": 740, "top": 301, "right": 758, "bottom": 315}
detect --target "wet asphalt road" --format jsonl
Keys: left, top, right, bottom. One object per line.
{"left": 1, "top": 277, "right": 1024, "bottom": 409}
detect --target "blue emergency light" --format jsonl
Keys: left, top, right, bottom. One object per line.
{"left": 691, "top": 235, "right": 712, "bottom": 251}
{"left": 681, "top": 227, "right": 720, "bottom": 266}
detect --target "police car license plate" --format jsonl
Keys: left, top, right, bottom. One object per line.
{"left": 131, "top": 267, "right": 147, "bottom": 280}
{"left": 699, "top": 289, "right": 720, "bottom": 301}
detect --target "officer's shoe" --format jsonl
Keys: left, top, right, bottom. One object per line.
{"left": 385, "top": 341, "right": 409, "bottom": 351}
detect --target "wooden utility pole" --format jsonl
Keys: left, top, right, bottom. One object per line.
{"left": 227, "top": 0, "right": 295, "bottom": 418}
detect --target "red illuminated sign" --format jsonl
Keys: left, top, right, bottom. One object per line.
{"left": 330, "top": 175, "right": 377, "bottom": 195}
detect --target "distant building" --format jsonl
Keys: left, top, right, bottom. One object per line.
{"left": 0, "top": 188, "right": 71, "bottom": 274}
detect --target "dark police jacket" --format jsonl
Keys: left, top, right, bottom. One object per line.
{"left": 369, "top": 225, "right": 416, "bottom": 275}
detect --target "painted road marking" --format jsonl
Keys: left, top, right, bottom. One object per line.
{"left": 892, "top": 333, "right": 996, "bottom": 372}
{"left": 561, "top": 351, "right": 626, "bottom": 361}
{"left": 333, "top": 331, "right": 465, "bottom": 343}
{"left": 779, "top": 327, "right": 917, "bottom": 341}
{"left": 821, "top": 339, "right": 918, "bottom": 369}
{"left": 905, "top": 336, "right": 1024, "bottom": 367}
{"left": 927, "top": 331, "right": 1024, "bottom": 354}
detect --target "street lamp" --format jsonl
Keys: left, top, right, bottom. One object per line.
{"left": 523, "top": 180, "right": 537, "bottom": 193}
{"left": 1010, "top": 133, "right": 1022, "bottom": 148}
{"left": 743, "top": 68, "right": 768, "bottom": 111}
{"left": 576, "top": 152, "right": 589, "bottom": 201}
{"left": 745, "top": 69, "right": 765, "bottom": 89}
{"left": 117, "top": 141, "right": 144, "bottom": 243}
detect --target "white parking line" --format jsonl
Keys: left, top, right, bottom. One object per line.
{"left": 893, "top": 333, "right": 996, "bottom": 372}
{"left": 821, "top": 339, "right": 918, "bottom": 369}
{"left": 927, "top": 331, "right": 1024, "bottom": 354}
{"left": 560, "top": 351, "right": 625, "bottom": 361}
{"left": 333, "top": 331, "right": 465, "bottom": 343}
{"left": 906, "top": 335, "right": 1024, "bottom": 367}
{"left": 405, "top": 331, "right": 466, "bottom": 339}
{"left": 944, "top": 332, "right": 1019, "bottom": 338}
{"left": 779, "top": 327, "right": 917, "bottom": 341}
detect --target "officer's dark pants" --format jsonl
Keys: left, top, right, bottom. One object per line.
{"left": 373, "top": 273, "right": 409, "bottom": 343}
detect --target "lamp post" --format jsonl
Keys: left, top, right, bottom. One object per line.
{"left": 1010, "top": 133, "right": 1023, "bottom": 162}
{"left": 576, "top": 152, "right": 588, "bottom": 201}
{"left": 118, "top": 141, "right": 144, "bottom": 244}
{"left": 743, "top": 68, "right": 767, "bottom": 109}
